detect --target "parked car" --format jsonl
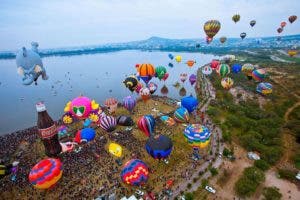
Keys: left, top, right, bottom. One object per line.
{"left": 135, "top": 189, "right": 144, "bottom": 196}
{"left": 205, "top": 185, "right": 216, "bottom": 194}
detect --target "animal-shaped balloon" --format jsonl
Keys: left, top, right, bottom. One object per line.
{"left": 123, "top": 96, "right": 136, "bottom": 113}
{"left": 135, "top": 82, "right": 144, "bottom": 94}
{"left": 123, "top": 75, "right": 138, "bottom": 92}
{"left": 137, "top": 115, "right": 155, "bottom": 137}
{"left": 109, "top": 143, "right": 123, "bottom": 158}
{"left": 202, "top": 65, "right": 212, "bottom": 75}
{"left": 74, "top": 127, "right": 96, "bottom": 143}
{"left": 174, "top": 107, "right": 189, "bottom": 123}
{"left": 62, "top": 96, "right": 103, "bottom": 124}
{"left": 16, "top": 42, "right": 48, "bottom": 85}
{"left": 99, "top": 116, "right": 117, "bottom": 132}
{"left": 180, "top": 73, "right": 188, "bottom": 83}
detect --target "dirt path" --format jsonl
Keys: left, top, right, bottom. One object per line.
{"left": 284, "top": 101, "right": 300, "bottom": 122}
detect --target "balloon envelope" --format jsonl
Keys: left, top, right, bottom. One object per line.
{"left": 189, "top": 74, "right": 197, "bottom": 85}
{"left": 203, "top": 20, "right": 221, "bottom": 38}
{"left": 175, "top": 55, "right": 182, "bottom": 63}
{"left": 256, "top": 82, "right": 272, "bottom": 95}
{"left": 184, "top": 124, "right": 211, "bottom": 149}
{"left": 137, "top": 115, "right": 155, "bottom": 137}
{"left": 174, "top": 107, "right": 189, "bottom": 123}
{"left": 252, "top": 69, "right": 266, "bottom": 81}
{"left": 99, "top": 116, "right": 117, "bottom": 132}
{"left": 121, "top": 159, "right": 149, "bottom": 186}
{"left": 109, "top": 143, "right": 123, "bottom": 158}
{"left": 221, "top": 77, "right": 234, "bottom": 89}
{"left": 80, "top": 128, "right": 96, "bottom": 142}
{"left": 202, "top": 65, "right": 212, "bottom": 75}
{"left": 123, "top": 96, "right": 136, "bottom": 112}
{"left": 232, "top": 64, "right": 242, "bottom": 73}
{"left": 117, "top": 115, "right": 134, "bottom": 126}
{"left": 181, "top": 96, "right": 199, "bottom": 113}
{"left": 217, "top": 63, "right": 230, "bottom": 77}
{"left": 145, "top": 135, "right": 173, "bottom": 160}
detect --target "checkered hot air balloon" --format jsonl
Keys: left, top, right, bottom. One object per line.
{"left": 121, "top": 159, "right": 149, "bottom": 186}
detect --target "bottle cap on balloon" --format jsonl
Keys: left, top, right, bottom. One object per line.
{"left": 36, "top": 102, "right": 46, "bottom": 112}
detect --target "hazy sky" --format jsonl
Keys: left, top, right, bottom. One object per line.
{"left": 0, "top": 0, "right": 299, "bottom": 50}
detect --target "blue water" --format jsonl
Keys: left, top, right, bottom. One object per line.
{"left": 0, "top": 50, "right": 218, "bottom": 135}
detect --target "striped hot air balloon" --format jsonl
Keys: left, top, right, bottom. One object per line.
{"left": 232, "top": 14, "right": 240, "bottom": 23}
{"left": 137, "top": 63, "right": 155, "bottom": 85}
{"left": 123, "top": 96, "right": 136, "bottom": 113}
{"left": 183, "top": 124, "right": 211, "bottom": 149}
{"left": 210, "top": 59, "right": 220, "bottom": 70}
{"left": 104, "top": 98, "right": 118, "bottom": 114}
{"left": 252, "top": 69, "right": 266, "bottom": 81}
{"left": 137, "top": 115, "right": 155, "bottom": 137}
{"left": 29, "top": 158, "right": 62, "bottom": 189}
{"left": 99, "top": 116, "right": 117, "bottom": 132}
{"left": 203, "top": 20, "right": 221, "bottom": 39}
{"left": 256, "top": 82, "right": 272, "bottom": 95}
{"left": 242, "top": 63, "right": 255, "bottom": 80}
{"left": 174, "top": 107, "right": 189, "bottom": 123}
{"left": 121, "top": 159, "right": 149, "bottom": 186}
{"left": 145, "top": 135, "right": 173, "bottom": 160}
{"left": 217, "top": 63, "right": 230, "bottom": 77}
{"left": 221, "top": 77, "right": 234, "bottom": 89}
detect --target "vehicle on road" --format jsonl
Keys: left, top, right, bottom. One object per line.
{"left": 205, "top": 185, "right": 216, "bottom": 194}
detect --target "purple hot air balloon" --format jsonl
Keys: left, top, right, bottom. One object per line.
{"left": 189, "top": 74, "right": 197, "bottom": 85}
{"left": 99, "top": 116, "right": 117, "bottom": 132}
{"left": 123, "top": 96, "right": 136, "bottom": 113}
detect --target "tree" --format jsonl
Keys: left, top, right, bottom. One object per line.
{"left": 201, "top": 179, "right": 208, "bottom": 189}
{"left": 185, "top": 192, "right": 194, "bottom": 200}
{"left": 262, "top": 187, "right": 282, "bottom": 200}
{"left": 254, "top": 159, "right": 270, "bottom": 171}
{"left": 187, "top": 183, "right": 192, "bottom": 189}
{"left": 209, "top": 167, "right": 218, "bottom": 176}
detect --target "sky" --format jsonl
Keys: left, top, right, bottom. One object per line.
{"left": 0, "top": 0, "right": 299, "bottom": 51}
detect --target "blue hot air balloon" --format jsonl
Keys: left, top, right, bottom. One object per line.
{"left": 181, "top": 95, "right": 199, "bottom": 113}
{"left": 123, "top": 96, "right": 136, "bottom": 113}
{"left": 232, "top": 63, "right": 242, "bottom": 74}
{"left": 80, "top": 128, "right": 96, "bottom": 142}
{"left": 174, "top": 107, "right": 190, "bottom": 123}
{"left": 168, "top": 63, "right": 174, "bottom": 68}
{"left": 168, "top": 53, "right": 174, "bottom": 60}
{"left": 145, "top": 135, "right": 173, "bottom": 160}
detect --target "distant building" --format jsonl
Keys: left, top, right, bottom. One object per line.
{"left": 247, "top": 152, "right": 260, "bottom": 160}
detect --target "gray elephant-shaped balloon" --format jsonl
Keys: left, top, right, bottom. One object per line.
{"left": 16, "top": 42, "right": 48, "bottom": 85}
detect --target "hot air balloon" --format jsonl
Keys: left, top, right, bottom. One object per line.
{"left": 138, "top": 63, "right": 156, "bottom": 85}
{"left": 252, "top": 69, "right": 266, "bottom": 81}
{"left": 29, "top": 158, "right": 62, "bottom": 189}
{"left": 240, "top": 32, "right": 247, "bottom": 40}
{"left": 186, "top": 60, "right": 196, "bottom": 67}
{"left": 139, "top": 87, "right": 150, "bottom": 101}
{"left": 288, "top": 49, "right": 298, "bottom": 57}
{"left": 183, "top": 124, "right": 211, "bottom": 149}
{"left": 123, "top": 75, "right": 138, "bottom": 92}
{"left": 221, "top": 77, "right": 234, "bottom": 89}
{"left": 174, "top": 107, "right": 189, "bottom": 123}
{"left": 148, "top": 82, "right": 158, "bottom": 94}
{"left": 242, "top": 63, "right": 255, "bottom": 80}
{"left": 202, "top": 65, "right": 212, "bottom": 75}
{"left": 206, "top": 36, "right": 213, "bottom": 44}
{"left": 109, "top": 143, "right": 123, "bottom": 158}
{"left": 181, "top": 95, "right": 199, "bottom": 113}
{"left": 161, "top": 85, "right": 169, "bottom": 95}
{"left": 162, "top": 73, "right": 169, "bottom": 81}
{"left": 280, "top": 21, "right": 287, "bottom": 28}
{"left": 220, "top": 36, "right": 227, "bottom": 44}
{"left": 232, "top": 63, "right": 242, "bottom": 73}
{"left": 179, "top": 87, "right": 187, "bottom": 97}
{"left": 204, "top": 20, "right": 221, "bottom": 39}
{"left": 250, "top": 20, "right": 256, "bottom": 27}
{"left": 155, "top": 66, "right": 167, "bottom": 80}
{"left": 277, "top": 27, "right": 283, "bottom": 34}
{"left": 123, "top": 96, "right": 136, "bottom": 113}
{"left": 210, "top": 59, "right": 220, "bottom": 70}
{"left": 99, "top": 116, "right": 117, "bottom": 132}
{"left": 160, "top": 115, "right": 176, "bottom": 126}
{"left": 232, "top": 14, "right": 240, "bottom": 23}
{"left": 117, "top": 115, "right": 134, "bottom": 126}
{"left": 121, "top": 159, "right": 149, "bottom": 186}
{"left": 180, "top": 73, "right": 188, "bottom": 83}
{"left": 175, "top": 55, "right": 182, "bottom": 63}
{"left": 137, "top": 115, "right": 155, "bottom": 137}
{"left": 168, "top": 63, "right": 174, "bottom": 68}
{"left": 105, "top": 98, "right": 118, "bottom": 114}
{"left": 256, "top": 82, "right": 272, "bottom": 95}
{"left": 196, "top": 43, "right": 201, "bottom": 48}
{"left": 168, "top": 53, "right": 174, "bottom": 60}
{"left": 289, "top": 15, "right": 297, "bottom": 23}
{"left": 189, "top": 74, "right": 197, "bottom": 85}
{"left": 80, "top": 127, "right": 96, "bottom": 142}
{"left": 217, "top": 63, "right": 230, "bottom": 77}
{"left": 145, "top": 135, "right": 173, "bottom": 160}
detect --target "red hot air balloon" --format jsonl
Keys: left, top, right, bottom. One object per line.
{"left": 210, "top": 60, "right": 220, "bottom": 70}
{"left": 137, "top": 115, "right": 155, "bottom": 137}
{"left": 162, "top": 73, "right": 169, "bottom": 81}
{"left": 280, "top": 21, "right": 287, "bottom": 28}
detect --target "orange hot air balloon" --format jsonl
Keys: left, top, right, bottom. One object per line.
{"left": 186, "top": 60, "right": 196, "bottom": 67}
{"left": 139, "top": 87, "right": 150, "bottom": 102}
{"left": 138, "top": 63, "right": 156, "bottom": 85}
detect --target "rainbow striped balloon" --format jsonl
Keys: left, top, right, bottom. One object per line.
{"left": 29, "top": 158, "right": 62, "bottom": 189}
{"left": 184, "top": 124, "right": 211, "bottom": 149}
{"left": 174, "top": 107, "right": 189, "bottom": 123}
{"left": 121, "top": 159, "right": 149, "bottom": 186}
{"left": 252, "top": 69, "right": 266, "bottom": 81}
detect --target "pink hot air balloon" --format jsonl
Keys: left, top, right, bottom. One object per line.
{"left": 135, "top": 82, "right": 144, "bottom": 94}
{"left": 148, "top": 82, "right": 158, "bottom": 94}
{"left": 137, "top": 115, "right": 155, "bottom": 137}
{"left": 162, "top": 73, "right": 169, "bottom": 81}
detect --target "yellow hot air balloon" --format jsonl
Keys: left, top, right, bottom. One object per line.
{"left": 108, "top": 143, "right": 123, "bottom": 158}
{"left": 288, "top": 49, "right": 298, "bottom": 57}
{"left": 175, "top": 55, "right": 182, "bottom": 63}
{"left": 203, "top": 20, "right": 221, "bottom": 39}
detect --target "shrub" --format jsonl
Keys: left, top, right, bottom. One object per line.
{"left": 254, "top": 159, "right": 270, "bottom": 171}
{"left": 262, "top": 187, "right": 282, "bottom": 200}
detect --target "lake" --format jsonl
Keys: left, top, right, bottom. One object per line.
{"left": 0, "top": 50, "right": 218, "bottom": 135}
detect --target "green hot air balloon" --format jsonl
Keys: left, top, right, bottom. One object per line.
{"left": 217, "top": 63, "right": 230, "bottom": 77}
{"left": 155, "top": 66, "right": 167, "bottom": 81}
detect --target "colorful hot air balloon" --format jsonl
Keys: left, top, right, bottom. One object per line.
{"left": 217, "top": 63, "right": 230, "bottom": 77}
{"left": 288, "top": 49, "right": 298, "bottom": 57}
{"left": 210, "top": 59, "right": 220, "bottom": 70}
{"left": 148, "top": 82, "right": 158, "bottom": 94}
{"left": 123, "top": 96, "right": 136, "bottom": 113}
{"left": 139, "top": 87, "right": 150, "bottom": 102}
{"left": 29, "top": 158, "right": 62, "bottom": 189}
{"left": 99, "top": 116, "right": 117, "bottom": 132}
{"left": 221, "top": 77, "right": 234, "bottom": 89}
{"left": 189, "top": 74, "right": 197, "bottom": 85}
{"left": 240, "top": 32, "right": 247, "bottom": 40}
{"left": 137, "top": 115, "right": 155, "bottom": 137}
{"left": 160, "top": 115, "right": 176, "bottom": 126}
{"left": 121, "top": 159, "right": 149, "bottom": 186}
{"left": 123, "top": 75, "right": 138, "bottom": 92}
{"left": 109, "top": 143, "right": 123, "bottom": 158}
{"left": 183, "top": 124, "right": 211, "bottom": 149}
{"left": 220, "top": 36, "right": 227, "bottom": 44}
{"left": 256, "top": 82, "right": 272, "bottom": 95}
{"left": 232, "top": 14, "right": 240, "bottom": 23}
{"left": 277, "top": 27, "right": 283, "bottom": 34}
{"left": 79, "top": 127, "right": 96, "bottom": 142}
{"left": 145, "top": 135, "right": 173, "bottom": 160}
{"left": 181, "top": 95, "right": 199, "bottom": 113}
{"left": 252, "top": 69, "right": 266, "bottom": 81}
{"left": 186, "top": 60, "right": 196, "bottom": 67}
{"left": 138, "top": 63, "right": 156, "bottom": 85}
{"left": 280, "top": 21, "right": 287, "bottom": 28}
{"left": 175, "top": 55, "right": 182, "bottom": 63}
{"left": 242, "top": 63, "right": 255, "bottom": 80}
{"left": 289, "top": 15, "right": 297, "bottom": 23}
{"left": 162, "top": 73, "right": 169, "bottom": 81}
{"left": 168, "top": 53, "right": 174, "bottom": 60}
{"left": 179, "top": 87, "right": 187, "bottom": 97}
{"left": 180, "top": 73, "right": 188, "bottom": 83}
{"left": 104, "top": 98, "right": 118, "bottom": 114}
{"left": 174, "top": 107, "right": 189, "bottom": 123}
{"left": 250, "top": 20, "right": 256, "bottom": 27}
{"left": 155, "top": 66, "right": 167, "bottom": 80}
{"left": 135, "top": 81, "right": 144, "bottom": 94}
{"left": 202, "top": 65, "right": 212, "bottom": 75}
{"left": 203, "top": 20, "right": 221, "bottom": 39}
{"left": 232, "top": 63, "right": 242, "bottom": 73}
{"left": 161, "top": 85, "right": 169, "bottom": 96}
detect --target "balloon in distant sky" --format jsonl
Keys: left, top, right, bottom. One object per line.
{"left": 123, "top": 75, "right": 138, "bottom": 92}
{"left": 203, "top": 20, "right": 221, "bottom": 39}
{"left": 288, "top": 49, "right": 298, "bottom": 57}
{"left": 175, "top": 55, "right": 182, "bottom": 63}
{"left": 168, "top": 63, "right": 174, "bottom": 68}
{"left": 148, "top": 82, "right": 158, "bottom": 94}
{"left": 277, "top": 27, "right": 283, "bottom": 34}
{"left": 220, "top": 36, "right": 227, "bottom": 43}
{"left": 280, "top": 21, "right": 287, "bottom": 28}
{"left": 155, "top": 66, "right": 167, "bottom": 80}
{"left": 180, "top": 73, "right": 188, "bottom": 83}
{"left": 232, "top": 14, "right": 240, "bottom": 23}
{"left": 139, "top": 87, "right": 150, "bottom": 102}
{"left": 202, "top": 65, "right": 212, "bottom": 75}
{"left": 168, "top": 53, "right": 174, "bottom": 60}
{"left": 161, "top": 85, "right": 169, "bottom": 95}
{"left": 186, "top": 60, "right": 196, "bottom": 67}
{"left": 240, "top": 32, "right": 247, "bottom": 40}
{"left": 250, "top": 20, "right": 256, "bottom": 27}
{"left": 289, "top": 15, "right": 297, "bottom": 23}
